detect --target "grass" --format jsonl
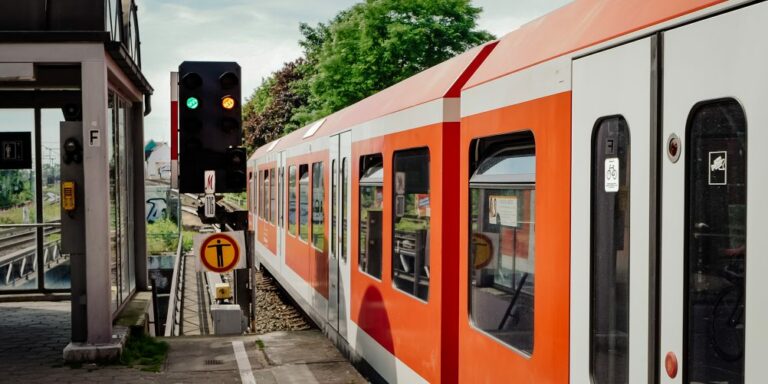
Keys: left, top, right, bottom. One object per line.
{"left": 119, "top": 334, "right": 169, "bottom": 372}
{"left": 254, "top": 339, "right": 265, "bottom": 350}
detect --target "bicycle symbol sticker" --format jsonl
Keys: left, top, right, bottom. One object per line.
{"left": 604, "top": 157, "right": 620, "bottom": 192}
{"left": 708, "top": 151, "right": 727, "bottom": 185}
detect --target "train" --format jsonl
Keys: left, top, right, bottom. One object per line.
{"left": 247, "top": 0, "right": 768, "bottom": 382}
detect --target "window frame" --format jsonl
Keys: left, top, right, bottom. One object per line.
{"left": 467, "top": 131, "right": 537, "bottom": 357}
{"left": 391, "top": 147, "right": 432, "bottom": 302}
{"left": 358, "top": 153, "right": 384, "bottom": 280}
{"left": 288, "top": 165, "right": 298, "bottom": 236}
{"left": 298, "top": 164, "right": 310, "bottom": 242}
{"left": 311, "top": 161, "right": 325, "bottom": 251}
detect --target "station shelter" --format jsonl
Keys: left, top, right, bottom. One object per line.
{"left": 0, "top": 0, "right": 152, "bottom": 358}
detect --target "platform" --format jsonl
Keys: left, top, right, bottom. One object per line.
{"left": 0, "top": 300, "right": 367, "bottom": 383}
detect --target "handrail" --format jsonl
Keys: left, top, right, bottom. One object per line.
{"left": 0, "top": 223, "right": 62, "bottom": 228}
{"left": 164, "top": 233, "right": 184, "bottom": 336}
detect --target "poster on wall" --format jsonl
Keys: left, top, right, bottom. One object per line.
{"left": 488, "top": 195, "right": 518, "bottom": 227}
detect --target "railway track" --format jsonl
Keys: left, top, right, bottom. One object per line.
{"left": 0, "top": 225, "right": 61, "bottom": 255}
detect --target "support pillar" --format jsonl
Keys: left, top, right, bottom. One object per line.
{"left": 80, "top": 59, "right": 112, "bottom": 344}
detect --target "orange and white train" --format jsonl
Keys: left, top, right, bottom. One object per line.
{"left": 247, "top": 0, "right": 768, "bottom": 382}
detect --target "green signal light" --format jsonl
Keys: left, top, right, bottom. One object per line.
{"left": 186, "top": 96, "right": 199, "bottom": 110}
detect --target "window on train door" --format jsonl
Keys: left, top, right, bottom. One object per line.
{"left": 342, "top": 157, "right": 348, "bottom": 262}
{"left": 312, "top": 162, "right": 325, "bottom": 250}
{"left": 685, "top": 99, "right": 746, "bottom": 384}
{"left": 392, "top": 148, "right": 431, "bottom": 301}
{"left": 264, "top": 170, "right": 270, "bottom": 221}
{"left": 469, "top": 132, "right": 535, "bottom": 355}
{"left": 278, "top": 166, "right": 284, "bottom": 228}
{"left": 258, "top": 170, "right": 264, "bottom": 219}
{"left": 359, "top": 154, "right": 383, "bottom": 278}
{"left": 590, "top": 116, "right": 630, "bottom": 384}
{"left": 288, "top": 165, "right": 297, "bottom": 236}
{"left": 299, "top": 164, "right": 310, "bottom": 241}
{"left": 270, "top": 168, "right": 277, "bottom": 224}
{"left": 332, "top": 160, "right": 337, "bottom": 256}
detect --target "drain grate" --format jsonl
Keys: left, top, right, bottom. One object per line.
{"left": 205, "top": 359, "right": 224, "bottom": 365}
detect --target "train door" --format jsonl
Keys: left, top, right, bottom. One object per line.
{"left": 328, "top": 131, "right": 351, "bottom": 338}
{"left": 277, "top": 151, "right": 286, "bottom": 267}
{"left": 328, "top": 135, "right": 340, "bottom": 331}
{"left": 659, "top": 4, "right": 768, "bottom": 383}
{"left": 571, "top": 36, "right": 656, "bottom": 383}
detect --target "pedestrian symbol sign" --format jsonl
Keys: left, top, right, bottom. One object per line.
{"left": 195, "top": 232, "right": 246, "bottom": 273}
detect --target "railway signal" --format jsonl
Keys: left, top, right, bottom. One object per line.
{"left": 178, "top": 61, "right": 245, "bottom": 193}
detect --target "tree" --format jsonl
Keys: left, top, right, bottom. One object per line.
{"left": 242, "top": 58, "right": 309, "bottom": 151}
{"left": 308, "top": 0, "right": 494, "bottom": 115}
{"left": 242, "top": 0, "right": 494, "bottom": 151}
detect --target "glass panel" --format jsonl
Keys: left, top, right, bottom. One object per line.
{"left": 359, "top": 154, "right": 383, "bottom": 278}
{"left": 299, "top": 164, "right": 309, "bottom": 241}
{"left": 278, "top": 166, "right": 284, "bottom": 228}
{"left": 332, "top": 160, "right": 337, "bottom": 256}
{"left": 270, "top": 168, "right": 276, "bottom": 224}
{"left": 119, "top": 99, "right": 130, "bottom": 303}
{"left": 42, "top": 109, "right": 68, "bottom": 289}
{"left": 341, "top": 158, "right": 348, "bottom": 261}
{"left": 686, "top": 99, "right": 746, "bottom": 384}
{"left": 108, "top": 93, "right": 119, "bottom": 311}
{"left": 392, "top": 148, "right": 430, "bottom": 301}
{"left": 590, "top": 116, "right": 630, "bottom": 384}
{"left": 265, "top": 170, "right": 271, "bottom": 222}
{"left": 288, "top": 166, "right": 297, "bottom": 235}
{"left": 0, "top": 109, "right": 36, "bottom": 291}
{"left": 469, "top": 133, "right": 535, "bottom": 355}
{"left": 311, "top": 162, "right": 324, "bottom": 250}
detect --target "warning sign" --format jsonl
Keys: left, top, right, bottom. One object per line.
{"left": 195, "top": 232, "right": 246, "bottom": 273}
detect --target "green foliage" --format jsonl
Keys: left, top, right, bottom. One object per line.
{"left": 242, "top": 0, "right": 494, "bottom": 152}
{"left": 146, "top": 218, "right": 180, "bottom": 255}
{"left": 0, "top": 170, "right": 34, "bottom": 210}
{"left": 119, "top": 334, "right": 169, "bottom": 372}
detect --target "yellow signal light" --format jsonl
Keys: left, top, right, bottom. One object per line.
{"left": 221, "top": 96, "right": 236, "bottom": 110}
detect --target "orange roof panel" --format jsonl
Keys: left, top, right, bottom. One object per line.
{"left": 465, "top": 0, "right": 723, "bottom": 90}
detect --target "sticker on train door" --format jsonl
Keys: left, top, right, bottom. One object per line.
{"left": 605, "top": 158, "right": 619, "bottom": 192}
{"left": 708, "top": 151, "right": 727, "bottom": 185}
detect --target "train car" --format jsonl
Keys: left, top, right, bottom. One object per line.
{"left": 248, "top": 41, "right": 498, "bottom": 383}
{"left": 250, "top": 0, "right": 768, "bottom": 382}
{"left": 459, "top": 0, "right": 767, "bottom": 383}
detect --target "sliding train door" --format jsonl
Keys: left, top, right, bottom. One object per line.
{"left": 571, "top": 36, "right": 656, "bottom": 383}
{"left": 659, "top": 3, "right": 768, "bottom": 383}
{"left": 277, "top": 151, "right": 286, "bottom": 267}
{"left": 328, "top": 131, "right": 350, "bottom": 338}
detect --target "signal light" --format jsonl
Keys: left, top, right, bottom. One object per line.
{"left": 186, "top": 96, "right": 200, "bottom": 110}
{"left": 221, "top": 95, "right": 236, "bottom": 110}
{"left": 182, "top": 72, "right": 202, "bottom": 89}
{"left": 219, "top": 72, "right": 238, "bottom": 90}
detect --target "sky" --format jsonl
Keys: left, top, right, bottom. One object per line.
{"left": 138, "top": 0, "right": 572, "bottom": 143}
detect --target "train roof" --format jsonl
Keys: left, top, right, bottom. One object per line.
{"left": 463, "top": 0, "right": 723, "bottom": 91}
{"left": 250, "top": 40, "right": 498, "bottom": 161}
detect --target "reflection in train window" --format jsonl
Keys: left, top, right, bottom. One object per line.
{"left": 332, "top": 160, "right": 337, "bottom": 256}
{"left": 312, "top": 162, "right": 324, "bottom": 250}
{"left": 469, "top": 132, "right": 535, "bottom": 355}
{"left": 359, "top": 154, "right": 383, "bottom": 278}
{"left": 685, "top": 99, "right": 746, "bottom": 384}
{"left": 299, "top": 164, "right": 310, "bottom": 241}
{"left": 590, "top": 116, "right": 630, "bottom": 384}
{"left": 342, "top": 158, "right": 348, "bottom": 261}
{"left": 392, "top": 148, "right": 430, "bottom": 301}
{"left": 278, "top": 166, "right": 284, "bottom": 228}
{"left": 270, "top": 167, "right": 276, "bottom": 224}
{"left": 288, "top": 165, "right": 297, "bottom": 236}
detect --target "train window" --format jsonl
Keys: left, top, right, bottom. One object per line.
{"left": 270, "top": 168, "right": 276, "bottom": 224}
{"left": 685, "top": 99, "right": 746, "bottom": 384}
{"left": 590, "top": 116, "right": 630, "bottom": 384}
{"left": 278, "top": 166, "right": 284, "bottom": 228}
{"left": 299, "top": 164, "right": 310, "bottom": 241}
{"left": 312, "top": 162, "right": 325, "bottom": 250}
{"left": 469, "top": 131, "right": 535, "bottom": 355}
{"left": 288, "top": 165, "right": 297, "bottom": 236}
{"left": 341, "top": 157, "right": 348, "bottom": 261}
{"left": 392, "top": 148, "right": 431, "bottom": 301}
{"left": 259, "top": 170, "right": 265, "bottom": 219}
{"left": 264, "top": 170, "right": 271, "bottom": 221}
{"left": 359, "top": 154, "right": 383, "bottom": 279}
{"left": 332, "top": 160, "right": 337, "bottom": 256}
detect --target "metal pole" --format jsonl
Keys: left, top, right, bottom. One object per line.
{"left": 34, "top": 107, "right": 44, "bottom": 290}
